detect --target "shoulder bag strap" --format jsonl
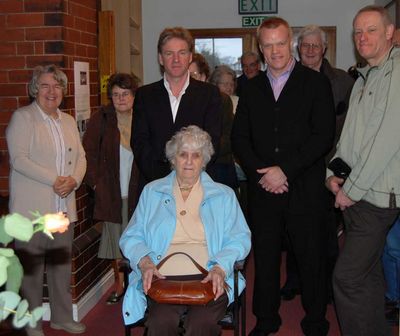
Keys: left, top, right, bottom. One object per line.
{"left": 156, "top": 252, "right": 208, "bottom": 276}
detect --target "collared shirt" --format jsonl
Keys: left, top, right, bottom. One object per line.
{"left": 163, "top": 72, "right": 190, "bottom": 122}
{"left": 266, "top": 57, "right": 295, "bottom": 101}
{"left": 36, "top": 102, "right": 67, "bottom": 213}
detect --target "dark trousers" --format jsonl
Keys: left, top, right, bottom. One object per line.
{"left": 145, "top": 294, "right": 228, "bottom": 336}
{"left": 333, "top": 201, "right": 399, "bottom": 336}
{"left": 15, "top": 224, "right": 74, "bottom": 326}
{"left": 251, "top": 205, "right": 329, "bottom": 335}
{"left": 283, "top": 206, "right": 340, "bottom": 295}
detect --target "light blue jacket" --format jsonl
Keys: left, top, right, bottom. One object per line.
{"left": 119, "top": 171, "right": 251, "bottom": 324}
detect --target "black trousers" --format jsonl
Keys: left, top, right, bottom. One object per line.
{"left": 250, "top": 204, "right": 329, "bottom": 335}
{"left": 283, "top": 205, "right": 340, "bottom": 293}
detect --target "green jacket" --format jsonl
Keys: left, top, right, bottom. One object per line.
{"left": 328, "top": 47, "right": 400, "bottom": 208}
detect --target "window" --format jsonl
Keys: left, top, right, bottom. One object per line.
{"left": 195, "top": 38, "right": 243, "bottom": 73}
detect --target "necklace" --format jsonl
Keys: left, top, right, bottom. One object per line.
{"left": 179, "top": 185, "right": 193, "bottom": 191}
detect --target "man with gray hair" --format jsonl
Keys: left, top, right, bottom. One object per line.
{"left": 326, "top": 6, "right": 399, "bottom": 335}
{"left": 298, "top": 25, "right": 354, "bottom": 141}
{"left": 236, "top": 51, "right": 262, "bottom": 96}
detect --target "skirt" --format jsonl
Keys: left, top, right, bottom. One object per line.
{"left": 98, "top": 198, "right": 128, "bottom": 260}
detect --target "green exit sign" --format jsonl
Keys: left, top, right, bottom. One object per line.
{"left": 242, "top": 16, "right": 270, "bottom": 27}
{"left": 239, "top": 0, "right": 277, "bottom": 14}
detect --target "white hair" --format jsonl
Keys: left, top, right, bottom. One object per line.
{"left": 165, "top": 125, "right": 214, "bottom": 169}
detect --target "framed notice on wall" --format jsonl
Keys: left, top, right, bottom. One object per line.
{"left": 73, "top": 61, "right": 91, "bottom": 137}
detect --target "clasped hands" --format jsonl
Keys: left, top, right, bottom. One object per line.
{"left": 53, "top": 176, "right": 77, "bottom": 198}
{"left": 139, "top": 256, "right": 226, "bottom": 300}
{"left": 257, "top": 166, "right": 288, "bottom": 194}
{"left": 325, "top": 175, "right": 355, "bottom": 210}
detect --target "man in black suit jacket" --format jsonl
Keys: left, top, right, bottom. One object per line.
{"left": 131, "top": 27, "right": 222, "bottom": 186}
{"left": 231, "top": 18, "right": 335, "bottom": 336}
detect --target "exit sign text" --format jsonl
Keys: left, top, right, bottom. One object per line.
{"left": 239, "top": 0, "right": 277, "bottom": 14}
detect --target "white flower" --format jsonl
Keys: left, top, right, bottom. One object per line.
{"left": 43, "top": 212, "right": 70, "bottom": 234}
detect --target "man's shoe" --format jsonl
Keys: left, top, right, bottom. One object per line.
{"left": 106, "top": 290, "right": 124, "bottom": 305}
{"left": 25, "top": 327, "right": 44, "bottom": 336}
{"left": 280, "top": 287, "right": 300, "bottom": 301}
{"left": 50, "top": 321, "right": 86, "bottom": 334}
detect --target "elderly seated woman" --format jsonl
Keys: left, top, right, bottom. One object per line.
{"left": 120, "top": 125, "right": 251, "bottom": 336}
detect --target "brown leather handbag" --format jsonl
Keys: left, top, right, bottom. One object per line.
{"left": 147, "top": 252, "right": 228, "bottom": 305}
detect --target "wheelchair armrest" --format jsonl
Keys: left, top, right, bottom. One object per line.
{"left": 234, "top": 259, "right": 245, "bottom": 271}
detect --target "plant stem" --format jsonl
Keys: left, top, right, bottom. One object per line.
{"left": 2, "top": 307, "right": 32, "bottom": 317}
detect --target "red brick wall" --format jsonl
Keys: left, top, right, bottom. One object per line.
{"left": 0, "top": 0, "right": 111, "bottom": 302}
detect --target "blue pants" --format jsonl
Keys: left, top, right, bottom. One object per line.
{"left": 382, "top": 217, "right": 400, "bottom": 305}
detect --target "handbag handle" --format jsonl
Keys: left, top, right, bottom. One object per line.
{"left": 156, "top": 252, "right": 208, "bottom": 276}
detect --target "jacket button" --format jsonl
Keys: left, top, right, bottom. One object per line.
{"left": 125, "top": 312, "right": 130, "bottom": 316}
{"left": 274, "top": 147, "right": 279, "bottom": 153}
{"left": 68, "top": 161, "right": 72, "bottom": 165}
{"left": 68, "top": 148, "right": 72, "bottom": 152}
{"left": 157, "top": 255, "right": 161, "bottom": 260}
{"left": 274, "top": 127, "right": 278, "bottom": 132}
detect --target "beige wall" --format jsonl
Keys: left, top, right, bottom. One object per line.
{"left": 141, "top": 0, "right": 372, "bottom": 84}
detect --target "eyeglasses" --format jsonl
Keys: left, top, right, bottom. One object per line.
{"left": 300, "top": 43, "right": 323, "bottom": 51}
{"left": 112, "top": 91, "right": 132, "bottom": 99}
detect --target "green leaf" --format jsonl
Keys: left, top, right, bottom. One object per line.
{"left": 12, "top": 310, "right": 31, "bottom": 328}
{"left": 0, "top": 297, "right": 4, "bottom": 322}
{"left": 28, "top": 306, "right": 44, "bottom": 328}
{"left": 0, "top": 256, "right": 10, "bottom": 287}
{"left": 4, "top": 214, "right": 34, "bottom": 242}
{"left": 16, "top": 299, "right": 28, "bottom": 320}
{"left": 0, "top": 248, "right": 14, "bottom": 258}
{"left": 5, "top": 254, "right": 23, "bottom": 293}
{"left": 0, "top": 217, "right": 13, "bottom": 246}
{"left": 0, "top": 291, "right": 21, "bottom": 320}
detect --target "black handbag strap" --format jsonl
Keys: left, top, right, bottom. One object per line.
{"left": 156, "top": 252, "right": 208, "bottom": 276}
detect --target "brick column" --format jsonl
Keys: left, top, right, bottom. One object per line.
{"left": 0, "top": 0, "right": 111, "bottom": 308}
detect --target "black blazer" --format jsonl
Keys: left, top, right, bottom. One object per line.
{"left": 232, "top": 62, "right": 335, "bottom": 212}
{"left": 131, "top": 77, "right": 222, "bottom": 184}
